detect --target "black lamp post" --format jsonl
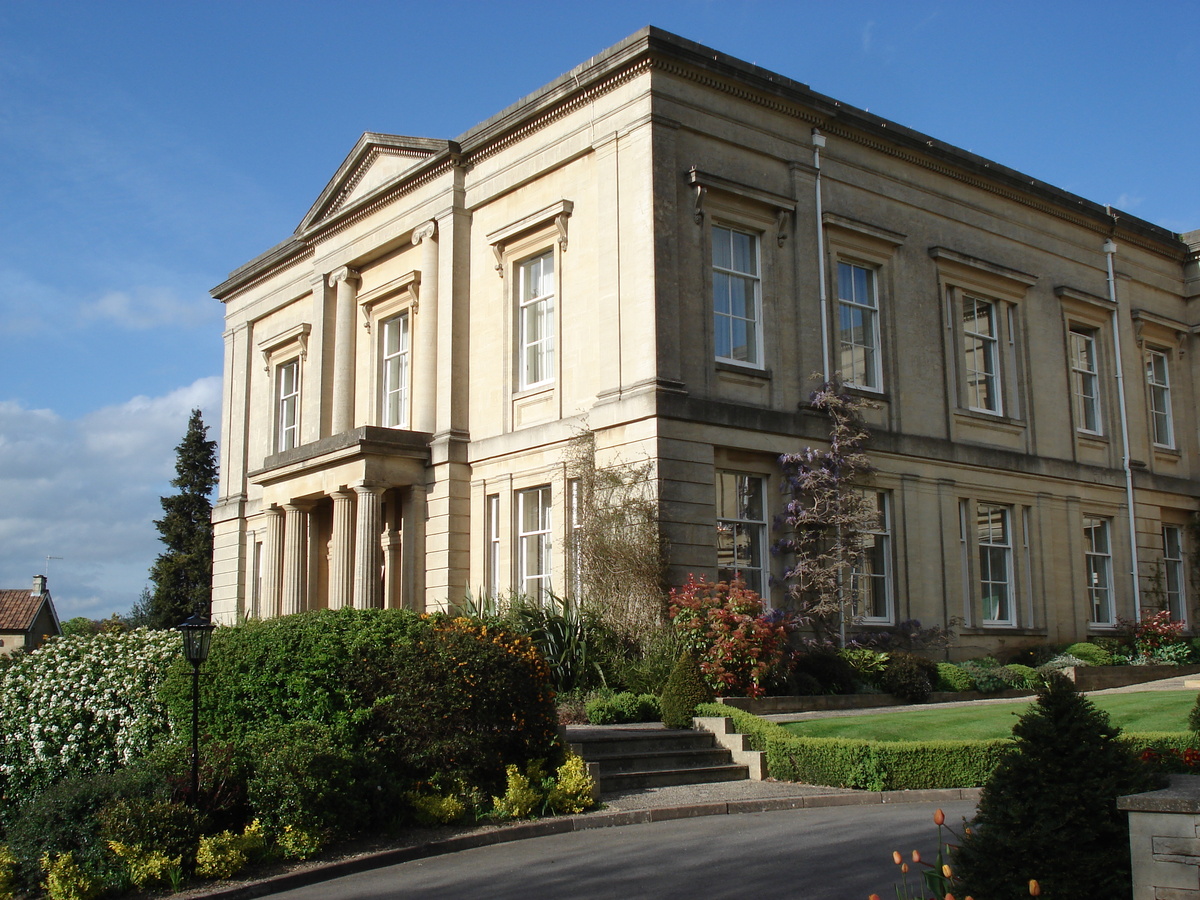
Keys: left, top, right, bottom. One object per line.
{"left": 177, "top": 613, "right": 215, "bottom": 879}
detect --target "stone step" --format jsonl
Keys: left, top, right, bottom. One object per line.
{"left": 569, "top": 730, "right": 717, "bottom": 758}
{"left": 599, "top": 764, "right": 751, "bottom": 793}
{"left": 587, "top": 747, "right": 736, "bottom": 775}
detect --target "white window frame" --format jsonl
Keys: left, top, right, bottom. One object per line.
{"left": 1085, "top": 516, "right": 1115, "bottom": 625}
{"left": 712, "top": 224, "right": 763, "bottom": 367}
{"left": 963, "top": 296, "right": 1002, "bottom": 414}
{"left": 716, "top": 472, "right": 767, "bottom": 597}
{"left": 1163, "top": 525, "right": 1187, "bottom": 625}
{"left": 852, "top": 491, "right": 893, "bottom": 623}
{"left": 518, "top": 251, "right": 555, "bottom": 390}
{"left": 1069, "top": 326, "right": 1102, "bottom": 434}
{"left": 568, "top": 478, "right": 584, "bottom": 599}
{"left": 276, "top": 358, "right": 300, "bottom": 452}
{"left": 837, "top": 261, "right": 882, "bottom": 390}
{"left": 517, "top": 486, "right": 552, "bottom": 603}
{"left": 1146, "top": 348, "right": 1174, "bottom": 449}
{"left": 978, "top": 503, "right": 1015, "bottom": 626}
{"left": 381, "top": 313, "right": 410, "bottom": 428}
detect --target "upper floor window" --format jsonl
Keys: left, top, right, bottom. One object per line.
{"left": 518, "top": 485, "right": 552, "bottom": 603}
{"left": 978, "top": 503, "right": 1014, "bottom": 625}
{"left": 1069, "top": 327, "right": 1101, "bottom": 434}
{"left": 852, "top": 491, "right": 893, "bottom": 623}
{"left": 837, "top": 262, "right": 881, "bottom": 390}
{"left": 963, "top": 296, "right": 1001, "bottom": 414}
{"left": 518, "top": 251, "right": 555, "bottom": 390}
{"left": 276, "top": 358, "right": 300, "bottom": 452}
{"left": 712, "top": 225, "right": 762, "bottom": 366}
{"left": 1084, "top": 516, "right": 1114, "bottom": 625}
{"left": 715, "top": 472, "right": 766, "bottom": 597}
{"left": 1146, "top": 348, "right": 1174, "bottom": 448}
{"left": 381, "top": 313, "right": 410, "bottom": 428}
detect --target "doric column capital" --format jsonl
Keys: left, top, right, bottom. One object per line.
{"left": 411, "top": 220, "right": 437, "bottom": 246}
{"left": 329, "top": 266, "right": 361, "bottom": 289}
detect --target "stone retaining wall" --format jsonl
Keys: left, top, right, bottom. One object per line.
{"left": 1120, "top": 776, "right": 1200, "bottom": 899}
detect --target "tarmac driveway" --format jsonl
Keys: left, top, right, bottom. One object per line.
{"left": 265, "top": 799, "right": 977, "bottom": 900}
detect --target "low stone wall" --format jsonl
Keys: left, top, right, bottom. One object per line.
{"left": 717, "top": 689, "right": 1030, "bottom": 716}
{"left": 1120, "top": 776, "right": 1200, "bottom": 899}
{"left": 1068, "top": 664, "right": 1200, "bottom": 692}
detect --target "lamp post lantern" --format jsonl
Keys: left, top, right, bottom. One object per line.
{"left": 177, "top": 613, "right": 215, "bottom": 879}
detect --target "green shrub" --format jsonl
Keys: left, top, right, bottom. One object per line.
{"left": 349, "top": 616, "right": 559, "bottom": 793}
{"left": 958, "top": 658, "right": 1011, "bottom": 693}
{"left": 952, "top": 672, "right": 1158, "bottom": 900}
{"left": 790, "top": 650, "right": 857, "bottom": 695}
{"left": 1153, "top": 642, "right": 1197, "bottom": 665}
{"left": 611, "top": 627, "right": 680, "bottom": 696}
{"left": 196, "top": 830, "right": 248, "bottom": 881}
{"left": 407, "top": 792, "right": 468, "bottom": 826}
{"left": 660, "top": 651, "right": 714, "bottom": 729}
{"left": 1188, "top": 692, "right": 1200, "bottom": 733}
{"left": 694, "top": 704, "right": 1007, "bottom": 789}
{"left": 935, "top": 662, "right": 973, "bottom": 693}
{"left": 491, "top": 765, "right": 541, "bottom": 820}
{"left": 880, "top": 652, "right": 938, "bottom": 703}
{"left": 546, "top": 754, "right": 598, "bottom": 815}
{"left": 838, "top": 648, "right": 890, "bottom": 688}
{"left": 1064, "top": 641, "right": 1113, "bottom": 667}
{"left": 790, "top": 671, "right": 823, "bottom": 696}
{"left": 1004, "top": 663, "right": 1040, "bottom": 689}
{"left": 96, "top": 796, "right": 196, "bottom": 864}
{"left": 585, "top": 691, "right": 660, "bottom": 724}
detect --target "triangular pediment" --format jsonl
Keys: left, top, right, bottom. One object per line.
{"left": 298, "top": 133, "right": 453, "bottom": 233}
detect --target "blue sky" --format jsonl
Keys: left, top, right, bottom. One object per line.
{"left": 1, "top": 0, "right": 1197, "bottom": 620}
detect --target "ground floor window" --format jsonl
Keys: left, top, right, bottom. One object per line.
{"left": 977, "top": 503, "right": 1014, "bottom": 626}
{"left": 852, "top": 491, "right": 893, "bottom": 623}
{"left": 1163, "top": 524, "right": 1186, "bottom": 624}
{"left": 518, "top": 486, "right": 552, "bottom": 603}
{"left": 1085, "top": 516, "right": 1114, "bottom": 625}
{"left": 716, "top": 472, "right": 766, "bottom": 596}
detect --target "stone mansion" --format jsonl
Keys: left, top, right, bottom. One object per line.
{"left": 210, "top": 28, "right": 1200, "bottom": 656}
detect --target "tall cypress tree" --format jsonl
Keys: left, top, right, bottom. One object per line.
{"left": 148, "top": 408, "right": 218, "bottom": 627}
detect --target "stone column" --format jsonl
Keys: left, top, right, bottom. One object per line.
{"left": 403, "top": 482, "right": 427, "bottom": 612}
{"left": 411, "top": 221, "right": 438, "bottom": 434}
{"left": 329, "top": 489, "right": 355, "bottom": 609}
{"left": 281, "top": 502, "right": 308, "bottom": 616}
{"left": 352, "top": 484, "right": 384, "bottom": 609}
{"left": 261, "top": 506, "right": 284, "bottom": 618}
{"left": 329, "top": 266, "right": 360, "bottom": 436}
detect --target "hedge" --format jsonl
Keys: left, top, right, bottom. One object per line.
{"left": 696, "top": 704, "right": 1195, "bottom": 790}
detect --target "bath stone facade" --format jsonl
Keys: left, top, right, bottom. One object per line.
{"left": 210, "top": 27, "right": 1200, "bottom": 658}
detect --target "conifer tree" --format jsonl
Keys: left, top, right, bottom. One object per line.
{"left": 953, "top": 672, "right": 1156, "bottom": 899}
{"left": 148, "top": 409, "right": 218, "bottom": 627}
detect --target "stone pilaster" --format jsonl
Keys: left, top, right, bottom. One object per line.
{"left": 281, "top": 503, "right": 309, "bottom": 616}
{"left": 411, "top": 221, "right": 438, "bottom": 434}
{"left": 329, "top": 266, "right": 360, "bottom": 436}
{"left": 261, "top": 506, "right": 284, "bottom": 619}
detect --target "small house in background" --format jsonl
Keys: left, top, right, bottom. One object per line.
{"left": 0, "top": 576, "right": 61, "bottom": 654}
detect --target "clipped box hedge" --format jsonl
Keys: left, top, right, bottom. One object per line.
{"left": 695, "top": 703, "right": 1194, "bottom": 790}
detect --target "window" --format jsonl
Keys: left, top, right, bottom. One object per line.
{"left": 716, "top": 472, "right": 766, "bottom": 596}
{"left": 381, "top": 313, "right": 410, "bottom": 428}
{"left": 838, "top": 262, "right": 881, "bottom": 390}
{"left": 963, "top": 297, "right": 1001, "bottom": 413}
{"left": 518, "top": 251, "right": 555, "bottom": 389}
{"left": 1146, "top": 349, "right": 1174, "bottom": 448}
{"left": 485, "top": 494, "right": 500, "bottom": 597}
{"left": 978, "top": 504, "right": 1014, "bottom": 625}
{"left": 1084, "top": 516, "right": 1114, "bottom": 624}
{"left": 276, "top": 358, "right": 300, "bottom": 451}
{"left": 712, "top": 225, "right": 762, "bottom": 366}
{"left": 1164, "top": 525, "right": 1186, "bottom": 624}
{"left": 1069, "top": 327, "right": 1101, "bottom": 434}
{"left": 517, "top": 486, "right": 552, "bottom": 603}
{"left": 568, "top": 478, "right": 584, "bottom": 599}
{"left": 852, "top": 491, "right": 893, "bottom": 622}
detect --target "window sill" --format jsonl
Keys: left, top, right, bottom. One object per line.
{"left": 953, "top": 408, "right": 1027, "bottom": 433}
{"left": 1076, "top": 431, "right": 1109, "bottom": 446}
{"left": 715, "top": 359, "right": 770, "bottom": 379}
{"left": 1153, "top": 445, "right": 1182, "bottom": 460}
{"left": 959, "top": 626, "right": 1047, "bottom": 637}
{"left": 514, "top": 383, "right": 555, "bottom": 401}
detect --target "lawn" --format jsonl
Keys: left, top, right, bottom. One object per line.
{"left": 779, "top": 692, "right": 1196, "bottom": 741}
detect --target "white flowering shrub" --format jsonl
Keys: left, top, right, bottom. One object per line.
{"left": 0, "top": 629, "right": 180, "bottom": 810}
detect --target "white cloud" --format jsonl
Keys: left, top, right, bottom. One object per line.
{"left": 861, "top": 20, "right": 875, "bottom": 54}
{"left": 79, "top": 286, "right": 218, "bottom": 331}
{"left": 1114, "top": 193, "right": 1144, "bottom": 212}
{"left": 0, "top": 376, "right": 222, "bottom": 620}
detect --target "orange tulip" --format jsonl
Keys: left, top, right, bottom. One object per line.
{"left": 943, "top": 864, "right": 953, "bottom": 877}
{"left": 1029, "top": 880, "right": 1041, "bottom": 897}
{"left": 912, "top": 850, "right": 921, "bottom": 863}
{"left": 934, "top": 808, "right": 946, "bottom": 825}
{"left": 945, "top": 894, "right": 956, "bottom": 900}
{"left": 901, "top": 863, "right": 909, "bottom": 874}
{"left": 892, "top": 851, "right": 903, "bottom": 865}
{"left": 869, "top": 895, "right": 882, "bottom": 900}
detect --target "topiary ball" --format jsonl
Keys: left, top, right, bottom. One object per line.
{"left": 660, "top": 651, "right": 714, "bottom": 729}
